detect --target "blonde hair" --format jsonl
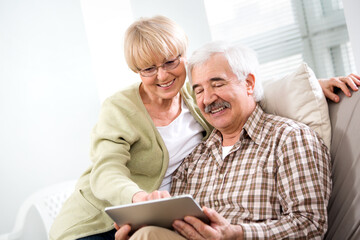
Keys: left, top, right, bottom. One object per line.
{"left": 124, "top": 15, "right": 188, "bottom": 73}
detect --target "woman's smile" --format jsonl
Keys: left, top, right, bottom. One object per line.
{"left": 157, "top": 79, "right": 176, "bottom": 88}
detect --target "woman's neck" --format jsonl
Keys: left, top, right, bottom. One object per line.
{"left": 140, "top": 86, "right": 182, "bottom": 127}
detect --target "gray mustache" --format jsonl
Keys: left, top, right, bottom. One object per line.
{"left": 204, "top": 101, "right": 231, "bottom": 113}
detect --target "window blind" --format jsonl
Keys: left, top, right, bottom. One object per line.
{"left": 204, "top": 0, "right": 356, "bottom": 81}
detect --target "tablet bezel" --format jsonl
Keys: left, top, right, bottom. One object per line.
{"left": 105, "top": 194, "right": 209, "bottom": 230}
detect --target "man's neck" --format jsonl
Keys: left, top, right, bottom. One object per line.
{"left": 222, "top": 129, "right": 243, "bottom": 146}
{"left": 220, "top": 103, "right": 257, "bottom": 146}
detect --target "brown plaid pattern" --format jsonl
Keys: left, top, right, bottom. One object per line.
{"left": 171, "top": 105, "right": 331, "bottom": 239}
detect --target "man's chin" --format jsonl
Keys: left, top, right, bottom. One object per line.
{"left": 204, "top": 110, "right": 229, "bottom": 123}
{"left": 206, "top": 118, "right": 230, "bottom": 131}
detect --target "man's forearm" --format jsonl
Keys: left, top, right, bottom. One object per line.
{"left": 240, "top": 214, "right": 326, "bottom": 239}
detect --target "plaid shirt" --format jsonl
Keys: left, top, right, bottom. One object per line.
{"left": 171, "top": 104, "right": 331, "bottom": 239}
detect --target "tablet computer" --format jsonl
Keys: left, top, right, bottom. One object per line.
{"left": 105, "top": 194, "right": 209, "bottom": 230}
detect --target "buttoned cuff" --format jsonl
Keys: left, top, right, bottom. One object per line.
{"left": 240, "top": 223, "right": 269, "bottom": 239}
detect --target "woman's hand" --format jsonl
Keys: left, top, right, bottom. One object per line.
{"left": 114, "top": 190, "right": 171, "bottom": 239}
{"left": 132, "top": 190, "right": 171, "bottom": 203}
{"left": 319, "top": 73, "right": 360, "bottom": 102}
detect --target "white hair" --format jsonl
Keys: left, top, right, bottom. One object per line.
{"left": 187, "top": 41, "right": 264, "bottom": 102}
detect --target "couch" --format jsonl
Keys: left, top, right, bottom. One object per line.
{"left": 1, "top": 64, "right": 359, "bottom": 239}
{"left": 325, "top": 89, "right": 360, "bottom": 239}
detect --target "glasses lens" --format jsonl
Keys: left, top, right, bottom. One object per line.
{"left": 163, "top": 57, "right": 180, "bottom": 70}
{"left": 140, "top": 67, "right": 156, "bottom": 77}
{"left": 139, "top": 55, "right": 181, "bottom": 77}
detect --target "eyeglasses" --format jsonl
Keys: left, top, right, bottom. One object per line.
{"left": 139, "top": 55, "right": 181, "bottom": 77}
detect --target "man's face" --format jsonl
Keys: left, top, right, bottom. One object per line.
{"left": 191, "top": 53, "right": 256, "bottom": 134}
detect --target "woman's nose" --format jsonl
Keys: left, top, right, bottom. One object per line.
{"left": 156, "top": 67, "right": 169, "bottom": 80}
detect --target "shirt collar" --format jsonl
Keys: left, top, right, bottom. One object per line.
{"left": 205, "top": 104, "right": 265, "bottom": 147}
{"left": 242, "top": 104, "right": 265, "bottom": 145}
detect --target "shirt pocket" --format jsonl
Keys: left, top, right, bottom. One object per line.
{"left": 255, "top": 154, "right": 277, "bottom": 174}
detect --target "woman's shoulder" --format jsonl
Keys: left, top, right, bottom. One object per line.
{"left": 180, "top": 81, "right": 196, "bottom": 105}
{"left": 108, "top": 82, "right": 141, "bottom": 100}
{"left": 98, "top": 82, "right": 144, "bottom": 119}
{"left": 103, "top": 82, "right": 142, "bottom": 107}
{"left": 181, "top": 81, "right": 193, "bottom": 95}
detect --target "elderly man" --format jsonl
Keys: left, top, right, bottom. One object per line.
{"left": 115, "top": 41, "right": 331, "bottom": 240}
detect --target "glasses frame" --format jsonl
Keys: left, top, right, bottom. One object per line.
{"left": 139, "top": 55, "right": 182, "bottom": 77}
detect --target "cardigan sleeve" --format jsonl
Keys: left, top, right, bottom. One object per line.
{"left": 87, "top": 84, "right": 169, "bottom": 205}
{"left": 88, "top": 96, "right": 144, "bottom": 205}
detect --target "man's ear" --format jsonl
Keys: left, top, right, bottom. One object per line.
{"left": 246, "top": 73, "right": 255, "bottom": 95}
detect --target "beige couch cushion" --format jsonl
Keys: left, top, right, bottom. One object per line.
{"left": 260, "top": 62, "right": 331, "bottom": 149}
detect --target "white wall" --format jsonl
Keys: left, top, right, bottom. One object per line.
{"left": 130, "top": 0, "right": 212, "bottom": 58}
{"left": 80, "top": 0, "right": 212, "bottom": 103}
{"left": 0, "top": 0, "right": 212, "bottom": 235}
{"left": 343, "top": 0, "right": 360, "bottom": 73}
{"left": 0, "top": 0, "right": 99, "bottom": 234}
{"left": 80, "top": 0, "right": 136, "bottom": 103}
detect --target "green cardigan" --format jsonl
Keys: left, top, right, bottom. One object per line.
{"left": 49, "top": 82, "right": 212, "bottom": 240}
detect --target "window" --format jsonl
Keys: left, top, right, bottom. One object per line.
{"left": 204, "top": 0, "right": 356, "bottom": 81}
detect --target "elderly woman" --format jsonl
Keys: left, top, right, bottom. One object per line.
{"left": 50, "top": 15, "right": 360, "bottom": 240}
{"left": 50, "top": 15, "right": 212, "bottom": 240}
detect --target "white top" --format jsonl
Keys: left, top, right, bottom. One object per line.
{"left": 222, "top": 145, "right": 233, "bottom": 159}
{"left": 157, "top": 99, "right": 204, "bottom": 192}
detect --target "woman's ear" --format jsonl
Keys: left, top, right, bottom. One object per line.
{"left": 246, "top": 73, "right": 255, "bottom": 95}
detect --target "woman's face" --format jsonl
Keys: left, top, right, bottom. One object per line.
{"left": 139, "top": 55, "right": 187, "bottom": 101}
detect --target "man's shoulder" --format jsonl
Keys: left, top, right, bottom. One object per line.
{"left": 260, "top": 112, "right": 329, "bottom": 159}
{"left": 262, "top": 111, "right": 319, "bottom": 139}
{"left": 250, "top": 105, "right": 315, "bottom": 139}
{"left": 264, "top": 112, "right": 310, "bottom": 129}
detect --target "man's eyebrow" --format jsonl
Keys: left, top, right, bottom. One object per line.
{"left": 209, "top": 77, "right": 225, "bottom": 82}
{"left": 192, "top": 84, "right": 200, "bottom": 91}
{"left": 192, "top": 77, "right": 225, "bottom": 91}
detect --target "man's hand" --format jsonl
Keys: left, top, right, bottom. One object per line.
{"left": 114, "top": 223, "right": 131, "bottom": 240}
{"left": 172, "top": 207, "right": 243, "bottom": 240}
{"left": 319, "top": 73, "right": 360, "bottom": 102}
{"left": 132, "top": 190, "right": 171, "bottom": 203}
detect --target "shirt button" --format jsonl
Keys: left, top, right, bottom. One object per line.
{"left": 219, "top": 174, "right": 224, "bottom": 178}
{"left": 214, "top": 201, "right": 219, "bottom": 207}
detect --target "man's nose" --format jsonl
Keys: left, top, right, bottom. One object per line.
{"left": 203, "top": 88, "right": 217, "bottom": 106}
